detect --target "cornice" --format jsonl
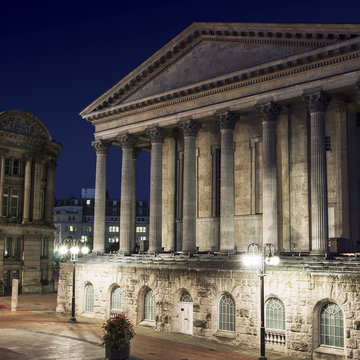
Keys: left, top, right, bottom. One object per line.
{"left": 87, "top": 38, "right": 360, "bottom": 124}
{"left": 81, "top": 23, "right": 360, "bottom": 118}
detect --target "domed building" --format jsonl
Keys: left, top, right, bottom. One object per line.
{"left": 0, "top": 110, "right": 62, "bottom": 294}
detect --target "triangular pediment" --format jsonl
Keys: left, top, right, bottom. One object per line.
{"left": 80, "top": 22, "right": 360, "bottom": 119}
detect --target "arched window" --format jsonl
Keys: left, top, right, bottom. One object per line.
{"left": 218, "top": 294, "right": 235, "bottom": 332}
{"left": 265, "top": 298, "right": 285, "bottom": 330}
{"left": 85, "top": 284, "right": 94, "bottom": 313}
{"left": 111, "top": 286, "right": 122, "bottom": 311}
{"left": 320, "top": 303, "right": 344, "bottom": 348}
{"left": 179, "top": 291, "right": 192, "bottom": 303}
{"left": 144, "top": 289, "right": 155, "bottom": 321}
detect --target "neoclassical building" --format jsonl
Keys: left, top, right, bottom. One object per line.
{"left": 0, "top": 110, "right": 62, "bottom": 294}
{"left": 57, "top": 23, "right": 360, "bottom": 359}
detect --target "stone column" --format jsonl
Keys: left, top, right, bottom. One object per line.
{"left": 131, "top": 148, "right": 141, "bottom": 252}
{"left": 146, "top": 127, "right": 166, "bottom": 254}
{"left": 0, "top": 149, "right": 8, "bottom": 217}
{"left": 304, "top": 91, "right": 330, "bottom": 255}
{"left": 92, "top": 140, "right": 111, "bottom": 253}
{"left": 215, "top": 111, "right": 237, "bottom": 252}
{"left": 256, "top": 101, "right": 281, "bottom": 249}
{"left": 178, "top": 119, "right": 201, "bottom": 253}
{"left": 32, "top": 157, "right": 43, "bottom": 221}
{"left": 22, "top": 154, "right": 33, "bottom": 223}
{"left": 44, "top": 160, "right": 56, "bottom": 223}
{"left": 118, "top": 134, "right": 136, "bottom": 255}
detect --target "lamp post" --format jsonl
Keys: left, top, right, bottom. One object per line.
{"left": 243, "top": 243, "right": 280, "bottom": 360}
{"left": 58, "top": 237, "right": 89, "bottom": 323}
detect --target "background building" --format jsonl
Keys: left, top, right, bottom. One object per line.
{"left": 0, "top": 110, "right": 62, "bottom": 294}
{"left": 54, "top": 190, "right": 149, "bottom": 252}
{"left": 57, "top": 23, "right": 360, "bottom": 360}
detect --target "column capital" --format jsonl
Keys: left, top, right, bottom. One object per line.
{"left": 178, "top": 119, "right": 202, "bottom": 137}
{"left": 256, "top": 101, "right": 281, "bottom": 122}
{"left": 0, "top": 148, "right": 9, "bottom": 157}
{"left": 117, "top": 133, "right": 136, "bottom": 149}
{"left": 146, "top": 126, "right": 166, "bottom": 143}
{"left": 91, "top": 139, "right": 111, "bottom": 154}
{"left": 23, "top": 152, "right": 35, "bottom": 162}
{"left": 304, "top": 90, "right": 331, "bottom": 113}
{"left": 133, "top": 147, "right": 142, "bottom": 160}
{"left": 46, "top": 159, "right": 57, "bottom": 170}
{"left": 215, "top": 111, "right": 237, "bottom": 130}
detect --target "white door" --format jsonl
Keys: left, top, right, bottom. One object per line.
{"left": 178, "top": 302, "right": 193, "bottom": 335}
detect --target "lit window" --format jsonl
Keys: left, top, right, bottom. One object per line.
{"left": 218, "top": 294, "right": 235, "bottom": 332}
{"left": 144, "top": 289, "right": 155, "bottom": 321}
{"left": 81, "top": 235, "right": 88, "bottom": 242}
{"left": 109, "top": 226, "right": 119, "bottom": 232}
{"left": 85, "top": 284, "right": 94, "bottom": 313}
{"left": 265, "top": 298, "right": 285, "bottom": 330}
{"left": 69, "top": 225, "right": 77, "bottom": 232}
{"left": 111, "top": 287, "right": 122, "bottom": 311}
{"left": 109, "top": 237, "right": 119, "bottom": 243}
{"left": 86, "top": 199, "right": 91, "bottom": 205}
{"left": 320, "top": 303, "right": 344, "bottom": 348}
{"left": 4, "top": 237, "right": 11, "bottom": 257}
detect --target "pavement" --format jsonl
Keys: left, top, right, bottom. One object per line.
{"left": 0, "top": 294, "right": 298, "bottom": 360}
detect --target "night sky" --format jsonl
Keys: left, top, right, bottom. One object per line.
{"left": 1, "top": 0, "right": 359, "bottom": 202}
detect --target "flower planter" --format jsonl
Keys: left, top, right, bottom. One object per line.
{"left": 105, "top": 344, "right": 130, "bottom": 360}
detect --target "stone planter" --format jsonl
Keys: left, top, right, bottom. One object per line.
{"left": 105, "top": 345, "right": 130, "bottom": 360}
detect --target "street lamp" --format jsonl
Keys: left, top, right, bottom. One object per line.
{"left": 243, "top": 243, "right": 280, "bottom": 360}
{"left": 58, "top": 237, "right": 89, "bottom": 323}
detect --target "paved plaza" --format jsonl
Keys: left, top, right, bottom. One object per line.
{"left": 0, "top": 293, "right": 297, "bottom": 359}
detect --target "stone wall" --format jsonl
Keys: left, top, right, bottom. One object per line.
{"left": 56, "top": 255, "right": 360, "bottom": 360}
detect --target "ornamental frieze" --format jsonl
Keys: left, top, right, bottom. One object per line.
{"left": 0, "top": 118, "right": 46, "bottom": 140}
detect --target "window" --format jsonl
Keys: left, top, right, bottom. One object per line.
{"left": 10, "top": 188, "right": 19, "bottom": 217}
{"left": 41, "top": 238, "right": 47, "bottom": 257}
{"left": 136, "top": 226, "right": 146, "bottom": 233}
{"left": 12, "top": 159, "right": 20, "bottom": 176}
{"left": 179, "top": 291, "right": 192, "bottom": 303}
{"left": 86, "top": 199, "right": 91, "bottom": 205}
{"left": 4, "top": 236, "right": 22, "bottom": 259}
{"left": 109, "top": 226, "right": 119, "bottom": 233}
{"left": 109, "top": 237, "right": 119, "bottom": 243}
{"left": 111, "top": 287, "right": 122, "bottom": 311}
{"left": 81, "top": 235, "right": 88, "bottom": 242}
{"left": 69, "top": 225, "right": 77, "bottom": 232}
{"left": 218, "top": 294, "right": 235, "bottom": 332}
{"left": 265, "top": 298, "right": 285, "bottom": 330}
{"left": 144, "top": 289, "right": 155, "bottom": 321}
{"left": 2, "top": 187, "right": 8, "bottom": 216}
{"left": 4, "top": 158, "right": 10, "bottom": 175}
{"left": 85, "top": 284, "right": 94, "bottom": 313}
{"left": 83, "top": 225, "right": 92, "bottom": 232}
{"left": 4, "top": 237, "right": 11, "bottom": 257}
{"left": 320, "top": 303, "right": 344, "bottom": 348}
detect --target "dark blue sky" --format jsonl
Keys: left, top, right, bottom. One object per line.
{"left": 1, "top": 0, "right": 359, "bottom": 201}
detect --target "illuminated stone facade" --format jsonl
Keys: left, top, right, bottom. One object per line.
{"left": 0, "top": 110, "right": 62, "bottom": 294}
{"left": 57, "top": 23, "right": 360, "bottom": 359}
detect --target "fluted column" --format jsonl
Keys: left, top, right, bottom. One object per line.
{"left": 92, "top": 140, "right": 111, "bottom": 252}
{"left": 178, "top": 119, "right": 201, "bottom": 253}
{"left": 32, "top": 156, "right": 43, "bottom": 221}
{"left": 304, "top": 91, "right": 330, "bottom": 255}
{"left": 131, "top": 148, "right": 141, "bottom": 252}
{"left": 215, "top": 111, "right": 236, "bottom": 252}
{"left": 256, "top": 101, "right": 281, "bottom": 249}
{"left": 0, "top": 149, "right": 8, "bottom": 217}
{"left": 22, "top": 154, "right": 33, "bottom": 223}
{"left": 118, "top": 133, "right": 136, "bottom": 255}
{"left": 146, "top": 127, "right": 166, "bottom": 254}
{"left": 44, "top": 160, "right": 57, "bottom": 223}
